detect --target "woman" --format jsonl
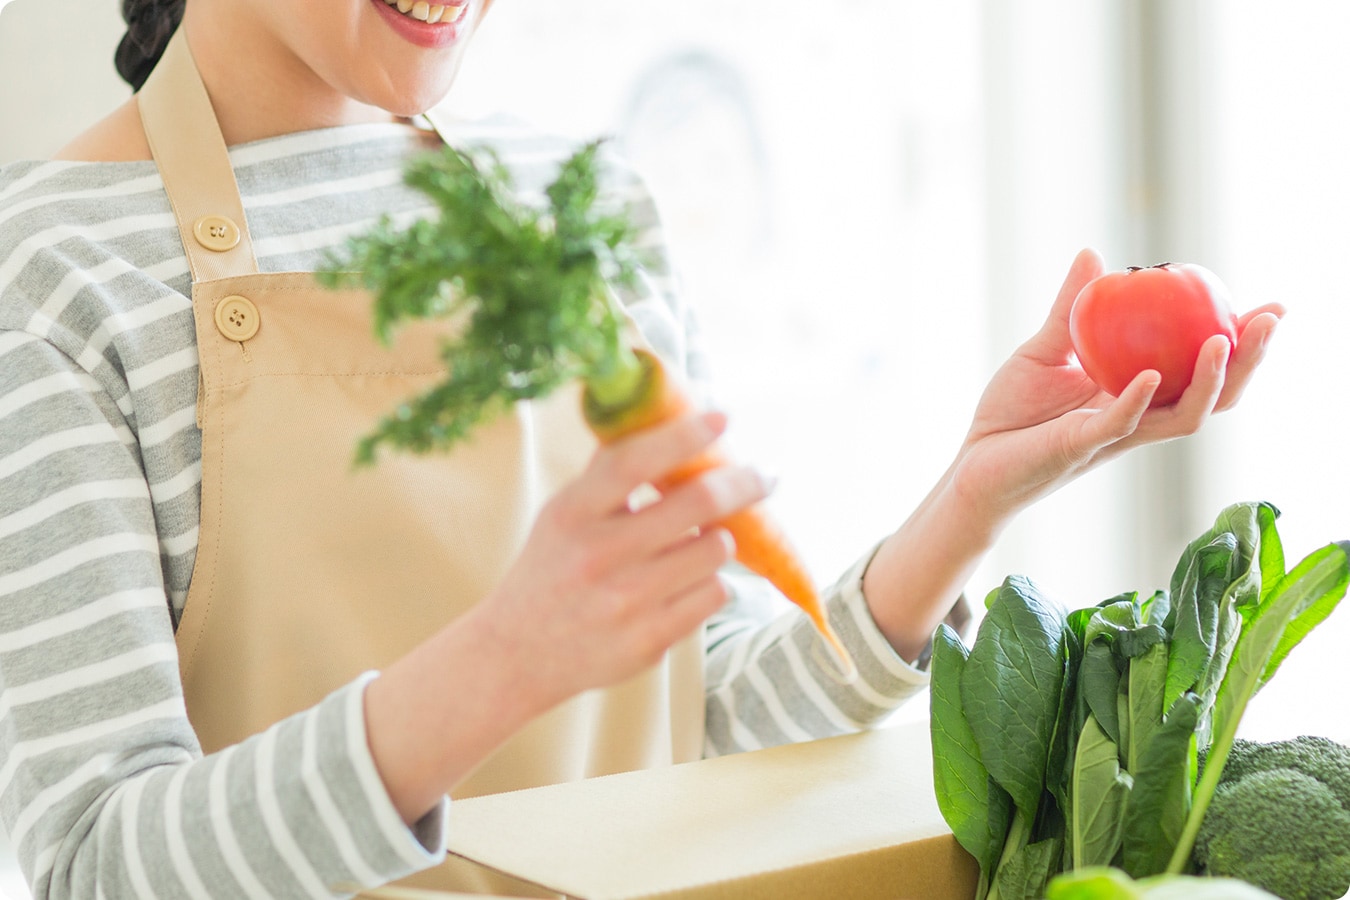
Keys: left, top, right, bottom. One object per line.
{"left": 0, "top": 0, "right": 1282, "bottom": 897}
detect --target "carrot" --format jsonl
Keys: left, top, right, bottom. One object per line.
{"left": 584, "top": 347, "right": 857, "bottom": 683}
{"left": 319, "top": 139, "right": 858, "bottom": 681}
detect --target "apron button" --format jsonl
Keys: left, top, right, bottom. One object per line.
{"left": 214, "top": 295, "right": 260, "bottom": 342}
{"left": 193, "top": 214, "right": 242, "bottom": 252}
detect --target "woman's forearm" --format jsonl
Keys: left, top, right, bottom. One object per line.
{"left": 362, "top": 606, "right": 552, "bottom": 825}
{"left": 861, "top": 463, "right": 1001, "bottom": 662}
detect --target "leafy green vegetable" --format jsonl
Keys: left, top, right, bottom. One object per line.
{"left": 962, "top": 576, "right": 1067, "bottom": 823}
{"left": 1162, "top": 533, "right": 1236, "bottom": 716}
{"left": 928, "top": 503, "right": 1349, "bottom": 900}
{"left": 1119, "top": 693, "right": 1198, "bottom": 878}
{"left": 1072, "top": 714, "right": 1132, "bottom": 869}
{"left": 1125, "top": 642, "right": 1167, "bottom": 773}
{"left": 995, "top": 836, "right": 1064, "bottom": 900}
{"left": 1079, "top": 642, "right": 1122, "bottom": 748}
{"left": 931, "top": 624, "right": 1013, "bottom": 894}
{"left": 1169, "top": 539, "right": 1350, "bottom": 874}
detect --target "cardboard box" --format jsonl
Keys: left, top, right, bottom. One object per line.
{"left": 443, "top": 719, "right": 978, "bottom": 899}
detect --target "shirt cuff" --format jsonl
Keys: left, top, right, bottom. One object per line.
{"left": 332, "top": 673, "right": 448, "bottom": 888}
{"left": 829, "top": 541, "right": 974, "bottom": 679}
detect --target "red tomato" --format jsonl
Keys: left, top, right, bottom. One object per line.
{"left": 1068, "top": 263, "right": 1238, "bottom": 408}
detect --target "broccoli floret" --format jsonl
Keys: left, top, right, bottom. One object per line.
{"left": 1194, "top": 743, "right": 1350, "bottom": 900}
{"left": 1219, "top": 736, "right": 1350, "bottom": 810}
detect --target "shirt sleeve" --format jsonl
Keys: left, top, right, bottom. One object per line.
{"left": 703, "top": 546, "right": 942, "bottom": 757}
{"left": 0, "top": 333, "right": 443, "bottom": 900}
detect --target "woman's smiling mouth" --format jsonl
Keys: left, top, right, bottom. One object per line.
{"left": 381, "top": 0, "right": 467, "bottom": 25}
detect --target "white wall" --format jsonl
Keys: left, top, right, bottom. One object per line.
{"left": 1197, "top": 2, "right": 1350, "bottom": 744}
{"left": 0, "top": 0, "right": 129, "bottom": 163}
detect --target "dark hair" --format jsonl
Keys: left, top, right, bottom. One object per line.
{"left": 116, "top": 0, "right": 186, "bottom": 91}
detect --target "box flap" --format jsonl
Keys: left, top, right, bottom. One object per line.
{"left": 445, "top": 720, "right": 972, "bottom": 899}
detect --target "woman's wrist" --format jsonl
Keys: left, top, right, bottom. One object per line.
{"left": 862, "top": 470, "right": 1000, "bottom": 661}
{"left": 362, "top": 604, "right": 555, "bottom": 824}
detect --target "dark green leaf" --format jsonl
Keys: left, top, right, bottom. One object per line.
{"left": 1072, "top": 714, "right": 1133, "bottom": 869}
{"left": 1163, "top": 534, "right": 1236, "bottom": 713}
{"left": 1140, "top": 590, "right": 1170, "bottom": 628}
{"left": 1120, "top": 693, "right": 1201, "bottom": 878}
{"left": 962, "top": 576, "right": 1068, "bottom": 823}
{"left": 1164, "top": 530, "right": 1346, "bottom": 877}
{"left": 1125, "top": 642, "right": 1168, "bottom": 774}
{"left": 930, "top": 624, "right": 1012, "bottom": 880}
{"left": 1191, "top": 503, "right": 1283, "bottom": 744}
{"left": 1045, "top": 624, "right": 1084, "bottom": 833}
{"left": 995, "top": 837, "right": 1064, "bottom": 900}
{"left": 1080, "top": 642, "right": 1123, "bottom": 746}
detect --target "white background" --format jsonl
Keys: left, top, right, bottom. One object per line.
{"left": 2, "top": 1, "right": 1349, "bottom": 896}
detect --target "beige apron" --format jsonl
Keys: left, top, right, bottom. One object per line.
{"left": 139, "top": 31, "right": 705, "bottom": 896}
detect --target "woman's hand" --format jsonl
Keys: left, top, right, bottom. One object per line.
{"left": 366, "top": 409, "right": 770, "bottom": 823}
{"left": 862, "top": 248, "right": 1282, "bottom": 663}
{"left": 468, "top": 409, "right": 772, "bottom": 712}
{"left": 952, "top": 247, "right": 1284, "bottom": 525}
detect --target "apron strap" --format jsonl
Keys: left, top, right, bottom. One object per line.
{"left": 138, "top": 29, "right": 261, "bottom": 283}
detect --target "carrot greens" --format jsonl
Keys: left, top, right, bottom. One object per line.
{"left": 317, "top": 139, "right": 645, "bottom": 464}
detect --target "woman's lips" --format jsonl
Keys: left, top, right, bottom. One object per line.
{"left": 370, "top": 0, "right": 470, "bottom": 48}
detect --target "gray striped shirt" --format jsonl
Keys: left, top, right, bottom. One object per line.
{"left": 0, "top": 117, "right": 928, "bottom": 900}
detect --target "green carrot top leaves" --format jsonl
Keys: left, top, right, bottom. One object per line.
{"left": 316, "top": 139, "right": 647, "bottom": 464}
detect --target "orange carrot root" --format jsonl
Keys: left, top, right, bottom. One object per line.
{"left": 584, "top": 348, "right": 858, "bottom": 682}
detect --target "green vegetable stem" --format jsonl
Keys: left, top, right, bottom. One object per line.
{"left": 929, "top": 501, "right": 1350, "bottom": 900}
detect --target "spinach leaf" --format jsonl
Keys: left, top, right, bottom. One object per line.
{"left": 1126, "top": 642, "right": 1168, "bottom": 773}
{"left": 1190, "top": 503, "right": 1282, "bottom": 744}
{"left": 1258, "top": 540, "right": 1349, "bottom": 684}
{"left": 1083, "top": 599, "right": 1165, "bottom": 660}
{"left": 1162, "top": 534, "right": 1236, "bottom": 715}
{"left": 961, "top": 576, "right": 1068, "bottom": 824}
{"left": 1140, "top": 590, "right": 1170, "bottom": 628}
{"left": 1046, "top": 623, "right": 1084, "bottom": 836}
{"left": 1080, "top": 642, "right": 1123, "bottom": 746}
{"left": 1071, "top": 714, "right": 1133, "bottom": 869}
{"left": 1120, "top": 693, "right": 1201, "bottom": 878}
{"left": 995, "top": 837, "right": 1065, "bottom": 900}
{"left": 931, "top": 624, "right": 1012, "bottom": 885}
{"left": 1212, "top": 541, "right": 1348, "bottom": 756}
{"left": 1047, "top": 868, "right": 1283, "bottom": 899}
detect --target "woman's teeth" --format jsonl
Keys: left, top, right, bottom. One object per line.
{"left": 383, "top": 0, "right": 466, "bottom": 24}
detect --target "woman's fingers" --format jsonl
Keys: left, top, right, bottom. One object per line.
{"left": 572, "top": 410, "right": 728, "bottom": 516}
{"left": 1072, "top": 368, "right": 1158, "bottom": 457}
{"left": 1236, "top": 302, "right": 1286, "bottom": 335}
{"left": 612, "top": 464, "right": 772, "bottom": 559}
{"left": 1166, "top": 333, "right": 1231, "bottom": 424}
{"left": 633, "top": 573, "right": 733, "bottom": 667}
{"left": 621, "top": 527, "right": 736, "bottom": 613}
{"left": 1215, "top": 310, "right": 1281, "bottom": 411}
{"left": 1023, "top": 247, "right": 1104, "bottom": 363}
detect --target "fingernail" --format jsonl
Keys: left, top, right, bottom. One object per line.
{"left": 700, "top": 410, "right": 728, "bottom": 438}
